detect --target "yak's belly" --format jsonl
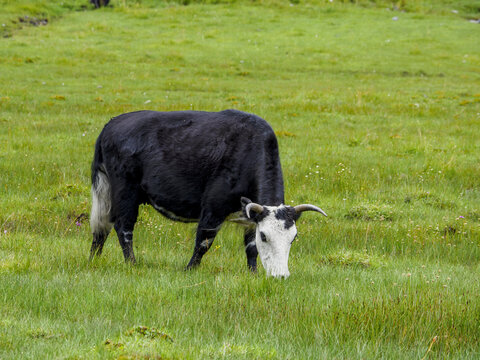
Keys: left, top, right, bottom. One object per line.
{"left": 149, "top": 200, "right": 199, "bottom": 223}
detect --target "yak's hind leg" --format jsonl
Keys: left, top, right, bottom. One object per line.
{"left": 90, "top": 230, "right": 111, "bottom": 260}
{"left": 112, "top": 186, "right": 142, "bottom": 264}
{"left": 114, "top": 222, "right": 137, "bottom": 264}
{"left": 244, "top": 227, "right": 258, "bottom": 272}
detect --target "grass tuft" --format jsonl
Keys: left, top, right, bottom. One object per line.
{"left": 345, "top": 204, "right": 395, "bottom": 221}
{"left": 319, "top": 249, "right": 385, "bottom": 268}
{"left": 125, "top": 326, "right": 174, "bottom": 342}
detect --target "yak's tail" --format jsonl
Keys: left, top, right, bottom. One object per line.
{"left": 90, "top": 135, "right": 112, "bottom": 259}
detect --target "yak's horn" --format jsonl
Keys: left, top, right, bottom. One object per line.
{"left": 245, "top": 202, "right": 265, "bottom": 218}
{"left": 294, "top": 204, "right": 327, "bottom": 217}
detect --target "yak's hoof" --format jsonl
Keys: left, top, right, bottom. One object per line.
{"left": 124, "top": 256, "right": 136, "bottom": 265}
{"left": 185, "top": 262, "right": 199, "bottom": 271}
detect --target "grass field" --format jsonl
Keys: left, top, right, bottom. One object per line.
{"left": 1, "top": 0, "right": 479, "bottom": 358}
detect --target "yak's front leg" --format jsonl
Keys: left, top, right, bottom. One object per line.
{"left": 186, "top": 215, "right": 223, "bottom": 270}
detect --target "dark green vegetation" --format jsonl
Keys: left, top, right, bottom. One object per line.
{"left": 0, "top": 0, "right": 479, "bottom": 358}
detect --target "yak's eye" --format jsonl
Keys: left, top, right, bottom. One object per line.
{"left": 260, "top": 232, "right": 267, "bottom": 242}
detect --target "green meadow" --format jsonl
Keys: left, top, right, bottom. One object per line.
{"left": 0, "top": 0, "right": 479, "bottom": 358}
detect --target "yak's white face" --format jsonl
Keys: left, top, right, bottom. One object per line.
{"left": 255, "top": 206, "right": 298, "bottom": 278}
{"left": 241, "top": 197, "right": 327, "bottom": 279}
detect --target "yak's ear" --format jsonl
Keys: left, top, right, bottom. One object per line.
{"left": 241, "top": 197, "right": 266, "bottom": 222}
{"left": 241, "top": 197, "right": 252, "bottom": 208}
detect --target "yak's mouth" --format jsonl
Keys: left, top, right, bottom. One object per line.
{"left": 266, "top": 268, "right": 290, "bottom": 279}
{"left": 259, "top": 253, "right": 290, "bottom": 278}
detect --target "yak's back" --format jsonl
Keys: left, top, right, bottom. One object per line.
{"left": 102, "top": 109, "right": 274, "bottom": 140}
{"left": 99, "top": 109, "right": 278, "bottom": 163}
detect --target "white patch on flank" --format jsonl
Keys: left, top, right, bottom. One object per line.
{"left": 255, "top": 205, "right": 297, "bottom": 278}
{"left": 90, "top": 171, "right": 113, "bottom": 235}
